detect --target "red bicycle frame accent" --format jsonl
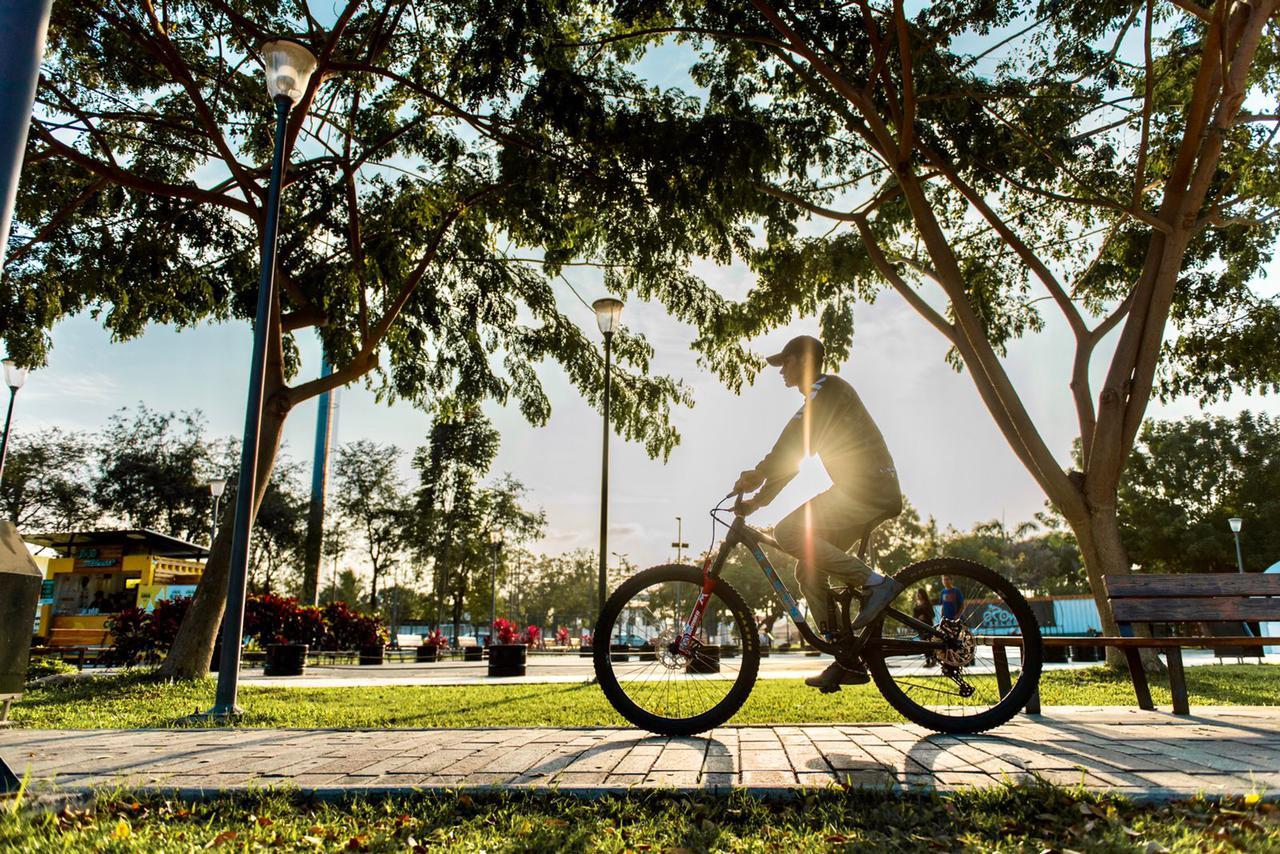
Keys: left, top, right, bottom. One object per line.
{"left": 676, "top": 557, "right": 717, "bottom": 653}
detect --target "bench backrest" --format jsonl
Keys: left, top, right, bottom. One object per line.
{"left": 1105, "top": 573, "right": 1280, "bottom": 623}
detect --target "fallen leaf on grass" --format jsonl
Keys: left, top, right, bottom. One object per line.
{"left": 206, "top": 830, "right": 238, "bottom": 848}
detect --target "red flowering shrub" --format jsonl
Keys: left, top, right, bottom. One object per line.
{"left": 521, "top": 625, "right": 541, "bottom": 645}
{"left": 492, "top": 617, "right": 520, "bottom": 645}
{"left": 556, "top": 627, "right": 570, "bottom": 645}
{"left": 147, "top": 596, "right": 192, "bottom": 650}
{"left": 244, "top": 593, "right": 301, "bottom": 646}
{"left": 425, "top": 629, "right": 449, "bottom": 650}
{"left": 107, "top": 608, "right": 150, "bottom": 666}
{"left": 321, "top": 601, "right": 388, "bottom": 649}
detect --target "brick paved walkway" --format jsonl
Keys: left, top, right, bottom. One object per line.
{"left": 3, "top": 707, "right": 1277, "bottom": 800}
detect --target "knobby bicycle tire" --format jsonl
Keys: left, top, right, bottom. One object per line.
{"left": 593, "top": 564, "right": 761, "bottom": 737}
{"left": 863, "top": 557, "right": 1044, "bottom": 734}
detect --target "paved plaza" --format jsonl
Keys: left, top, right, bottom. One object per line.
{"left": 3, "top": 707, "right": 1277, "bottom": 801}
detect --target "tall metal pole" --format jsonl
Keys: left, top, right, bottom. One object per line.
{"left": 597, "top": 330, "right": 613, "bottom": 620}
{"left": 1233, "top": 531, "right": 1245, "bottom": 574}
{"left": 300, "top": 358, "right": 334, "bottom": 605}
{"left": 0, "top": 387, "right": 18, "bottom": 483}
{"left": 210, "top": 95, "right": 291, "bottom": 718}
{"left": 0, "top": 0, "right": 55, "bottom": 268}
{"left": 209, "top": 494, "right": 221, "bottom": 546}
{"left": 490, "top": 541, "right": 498, "bottom": 630}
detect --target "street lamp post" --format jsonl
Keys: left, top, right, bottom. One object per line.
{"left": 672, "top": 516, "right": 689, "bottom": 565}
{"left": 1229, "top": 517, "right": 1245, "bottom": 574}
{"left": 0, "top": 360, "right": 28, "bottom": 483}
{"left": 592, "top": 297, "right": 623, "bottom": 624}
{"left": 209, "top": 37, "right": 317, "bottom": 719}
{"left": 208, "top": 478, "right": 227, "bottom": 546}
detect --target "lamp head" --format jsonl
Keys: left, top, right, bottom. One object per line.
{"left": 592, "top": 297, "right": 624, "bottom": 336}
{"left": 1228, "top": 517, "right": 1243, "bottom": 534}
{"left": 209, "top": 478, "right": 228, "bottom": 498}
{"left": 259, "top": 37, "right": 318, "bottom": 105}
{"left": 489, "top": 529, "right": 502, "bottom": 546}
{"left": 2, "top": 360, "right": 27, "bottom": 391}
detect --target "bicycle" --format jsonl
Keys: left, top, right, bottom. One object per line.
{"left": 593, "top": 493, "right": 1044, "bottom": 736}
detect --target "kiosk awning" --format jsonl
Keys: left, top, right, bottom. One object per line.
{"left": 25, "top": 529, "right": 210, "bottom": 560}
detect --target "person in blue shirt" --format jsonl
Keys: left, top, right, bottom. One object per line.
{"left": 939, "top": 575, "right": 965, "bottom": 620}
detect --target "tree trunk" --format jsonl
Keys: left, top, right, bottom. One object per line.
{"left": 1063, "top": 503, "right": 1163, "bottom": 673}
{"left": 156, "top": 395, "right": 292, "bottom": 680}
{"left": 369, "top": 566, "right": 379, "bottom": 613}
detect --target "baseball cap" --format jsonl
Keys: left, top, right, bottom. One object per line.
{"left": 765, "top": 334, "right": 825, "bottom": 367}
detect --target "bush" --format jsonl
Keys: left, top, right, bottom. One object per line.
{"left": 424, "top": 629, "right": 449, "bottom": 650}
{"left": 522, "top": 625, "right": 541, "bottom": 646}
{"left": 107, "top": 608, "right": 151, "bottom": 666}
{"left": 147, "top": 596, "right": 192, "bottom": 650}
{"left": 321, "top": 602, "right": 387, "bottom": 649}
{"left": 493, "top": 618, "right": 520, "bottom": 645}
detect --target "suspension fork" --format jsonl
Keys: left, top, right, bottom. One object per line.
{"left": 675, "top": 529, "right": 738, "bottom": 653}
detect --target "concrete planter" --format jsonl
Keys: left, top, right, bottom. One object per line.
{"left": 263, "top": 643, "right": 308, "bottom": 676}
{"left": 358, "top": 644, "right": 385, "bottom": 666}
{"left": 416, "top": 645, "right": 441, "bottom": 663}
{"left": 609, "top": 644, "right": 630, "bottom": 662}
{"left": 686, "top": 645, "right": 721, "bottom": 674}
{"left": 464, "top": 646, "right": 484, "bottom": 662}
{"left": 487, "top": 643, "right": 526, "bottom": 677}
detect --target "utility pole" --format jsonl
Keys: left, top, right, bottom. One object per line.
{"left": 671, "top": 516, "right": 689, "bottom": 565}
{"left": 300, "top": 358, "right": 335, "bottom": 605}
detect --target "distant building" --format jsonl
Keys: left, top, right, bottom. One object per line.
{"left": 29, "top": 530, "right": 208, "bottom": 647}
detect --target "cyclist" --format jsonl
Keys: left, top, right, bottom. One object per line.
{"left": 732, "top": 334, "right": 904, "bottom": 691}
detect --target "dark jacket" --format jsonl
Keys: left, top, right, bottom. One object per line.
{"left": 754, "top": 373, "right": 901, "bottom": 507}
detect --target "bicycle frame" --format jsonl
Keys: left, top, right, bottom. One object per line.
{"left": 676, "top": 513, "right": 946, "bottom": 661}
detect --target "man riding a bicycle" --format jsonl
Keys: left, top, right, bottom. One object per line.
{"left": 732, "top": 334, "right": 905, "bottom": 691}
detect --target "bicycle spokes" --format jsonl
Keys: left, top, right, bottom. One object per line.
{"left": 603, "top": 575, "right": 749, "bottom": 722}
{"left": 873, "top": 568, "right": 1036, "bottom": 717}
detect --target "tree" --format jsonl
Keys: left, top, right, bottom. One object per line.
{"left": 1119, "top": 412, "right": 1280, "bottom": 573}
{"left": 5, "top": 0, "right": 756, "bottom": 678}
{"left": 94, "top": 406, "right": 222, "bottom": 542}
{"left": 451, "top": 475, "right": 546, "bottom": 636}
{"left": 519, "top": 550, "right": 600, "bottom": 633}
{"left": 407, "top": 406, "right": 501, "bottom": 632}
{"left": 599, "top": 0, "right": 1280, "bottom": 661}
{"left": 332, "top": 441, "right": 408, "bottom": 613}
{"left": 0, "top": 427, "right": 98, "bottom": 532}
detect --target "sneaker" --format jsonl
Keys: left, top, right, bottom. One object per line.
{"left": 804, "top": 661, "right": 869, "bottom": 692}
{"left": 849, "top": 577, "right": 904, "bottom": 631}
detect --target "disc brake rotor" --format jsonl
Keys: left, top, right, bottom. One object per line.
{"left": 652, "top": 628, "right": 687, "bottom": 669}
{"left": 936, "top": 618, "right": 976, "bottom": 669}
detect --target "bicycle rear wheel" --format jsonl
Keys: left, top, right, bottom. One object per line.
{"left": 862, "top": 557, "right": 1043, "bottom": 734}
{"left": 593, "top": 564, "right": 760, "bottom": 736}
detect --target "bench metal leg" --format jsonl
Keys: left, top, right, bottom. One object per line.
{"left": 1025, "top": 685, "right": 1041, "bottom": 715}
{"left": 1165, "top": 646, "right": 1189, "bottom": 715}
{"left": 1122, "top": 647, "right": 1155, "bottom": 711}
{"left": 993, "top": 645, "right": 1012, "bottom": 696}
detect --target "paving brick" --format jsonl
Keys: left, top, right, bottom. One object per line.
{"left": 6, "top": 707, "right": 1277, "bottom": 798}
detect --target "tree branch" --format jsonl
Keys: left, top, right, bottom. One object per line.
{"left": 31, "top": 124, "right": 253, "bottom": 216}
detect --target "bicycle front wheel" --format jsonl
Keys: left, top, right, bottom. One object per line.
{"left": 862, "top": 557, "right": 1043, "bottom": 734}
{"left": 593, "top": 564, "right": 760, "bottom": 736}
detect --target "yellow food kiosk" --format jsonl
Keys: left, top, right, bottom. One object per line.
{"left": 29, "top": 530, "right": 209, "bottom": 647}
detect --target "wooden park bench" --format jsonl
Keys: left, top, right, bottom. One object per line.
{"left": 991, "top": 573, "right": 1280, "bottom": 715}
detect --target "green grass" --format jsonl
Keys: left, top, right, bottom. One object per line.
{"left": 3, "top": 785, "right": 1279, "bottom": 852}
{"left": 12, "top": 664, "right": 1279, "bottom": 730}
